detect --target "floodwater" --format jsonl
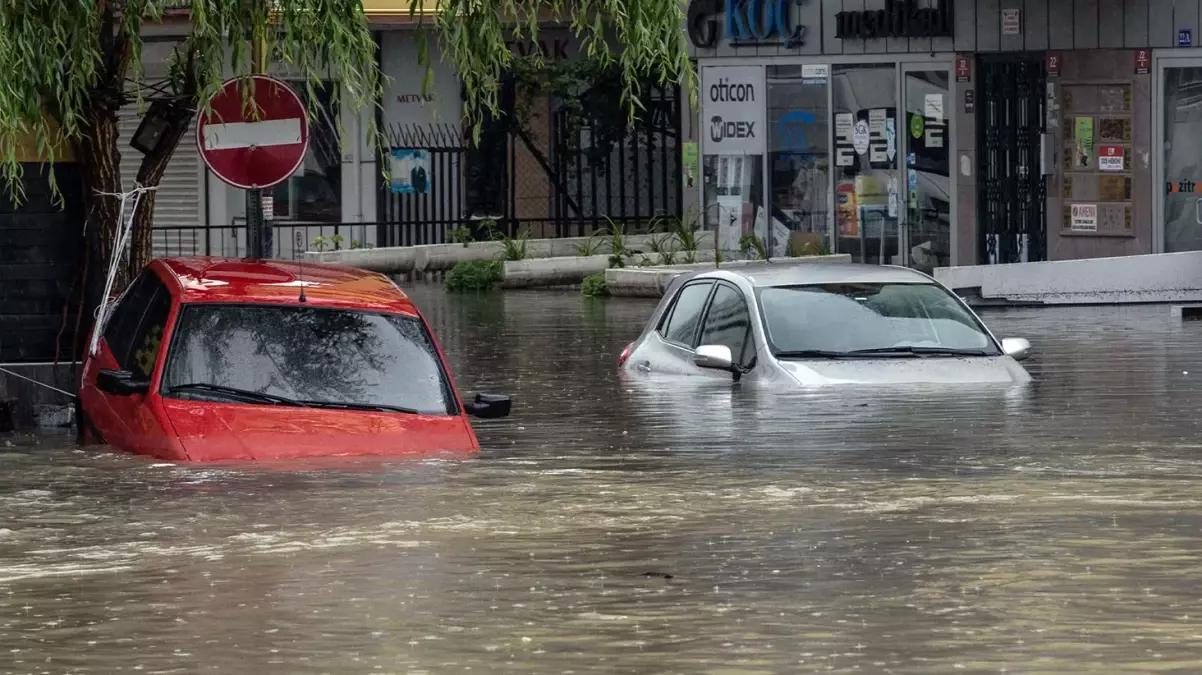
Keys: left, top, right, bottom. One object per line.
{"left": 5, "top": 288, "right": 1202, "bottom": 674}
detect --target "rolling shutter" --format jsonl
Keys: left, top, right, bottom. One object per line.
{"left": 117, "top": 101, "right": 204, "bottom": 258}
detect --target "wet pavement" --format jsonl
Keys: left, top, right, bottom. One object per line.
{"left": 5, "top": 287, "right": 1202, "bottom": 674}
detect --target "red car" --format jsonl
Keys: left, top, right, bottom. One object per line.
{"left": 76, "top": 257, "right": 510, "bottom": 461}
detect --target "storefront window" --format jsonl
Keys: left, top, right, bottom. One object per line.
{"left": 832, "top": 64, "right": 900, "bottom": 264}
{"left": 767, "top": 65, "right": 830, "bottom": 257}
{"left": 903, "top": 69, "right": 952, "bottom": 273}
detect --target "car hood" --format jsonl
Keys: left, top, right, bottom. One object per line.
{"left": 161, "top": 399, "right": 478, "bottom": 461}
{"left": 776, "top": 355, "right": 1031, "bottom": 385}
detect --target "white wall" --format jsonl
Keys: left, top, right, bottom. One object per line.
{"left": 380, "top": 32, "right": 462, "bottom": 133}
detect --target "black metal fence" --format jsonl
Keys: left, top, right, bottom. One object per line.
{"left": 376, "top": 82, "right": 684, "bottom": 245}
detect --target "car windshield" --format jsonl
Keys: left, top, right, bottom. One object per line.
{"left": 757, "top": 282, "right": 1000, "bottom": 356}
{"left": 162, "top": 304, "right": 455, "bottom": 415}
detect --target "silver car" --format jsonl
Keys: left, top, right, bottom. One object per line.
{"left": 617, "top": 263, "right": 1032, "bottom": 386}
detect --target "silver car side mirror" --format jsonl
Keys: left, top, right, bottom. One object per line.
{"left": 694, "top": 344, "right": 734, "bottom": 370}
{"left": 1001, "top": 337, "right": 1031, "bottom": 362}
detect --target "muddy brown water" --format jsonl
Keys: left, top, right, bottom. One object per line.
{"left": 4, "top": 287, "right": 1202, "bottom": 674}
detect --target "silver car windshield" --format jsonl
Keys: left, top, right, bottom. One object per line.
{"left": 757, "top": 282, "right": 1000, "bottom": 356}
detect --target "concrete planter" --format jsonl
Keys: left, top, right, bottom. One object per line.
{"left": 305, "top": 231, "right": 717, "bottom": 275}
{"left": 499, "top": 250, "right": 720, "bottom": 289}
{"left": 605, "top": 254, "right": 854, "bottom": 297}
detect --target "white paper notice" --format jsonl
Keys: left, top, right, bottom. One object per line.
{"left": 1099, "top": 155, "right": 1124, "bottom": 172}
{"left": 835, "top": 113, "right": 853, "bottom": 141}
{"left": 836, "top": 113, "right": 856, "bottom": 166}
{"left": 888, "top": 193, "right": 899, "bottom": 217}
{"left": 869, "top": 109, "right": 886, "bottom": 135}
{"left": 1070, "top": 203, "right": 1098, "bottom": 232}
{"left": 925, "top": 94, "right": 944, "bottom": 122}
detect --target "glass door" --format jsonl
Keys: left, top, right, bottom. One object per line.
{"left": 1159, "top": 60, "right": 1202, "bottom": 253}
{"left": 831, "top": 64, "right": 901, "bottom": 265}
{"left": 901, "top": 65, "right": 953, "bottom": 274}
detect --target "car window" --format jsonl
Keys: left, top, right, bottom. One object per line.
{"left": 128, "top": 283, "right": 172, "bottom": 379}
{"left": 699, "top": 283, "right": 754, "bottom": 366}
{"left": 757, "top": 282, "right": 1000, "bottom": 354}
{"left": 660, "top": 281, "right": 713, "bottom": 347}
{"left": 162, "top": 304, "right": 456, "bottom": 416}
{"left": 102, "top": 271, "right": 159, "bottom": 369}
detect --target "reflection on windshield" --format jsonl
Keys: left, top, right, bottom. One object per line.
{"left": 758, "top": 283, "right": 998, "bottom": 355}
{"left": 163, "top": 304, "right": 454, "bottom": 415}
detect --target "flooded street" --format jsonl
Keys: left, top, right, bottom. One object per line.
{"left": 6, "top": 287, "right": 1202, "bottom": 674}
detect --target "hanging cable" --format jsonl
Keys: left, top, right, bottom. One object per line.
{"left": 87, "top": 183, "right": 157, "bottom": 358}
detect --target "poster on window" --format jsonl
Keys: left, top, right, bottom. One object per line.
{"left": 390, "top": 149, "right": 431, "bottom": 194}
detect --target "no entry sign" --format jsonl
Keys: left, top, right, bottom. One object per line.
{"left": 197, "top": 75, "right": 310, "bottom": 190}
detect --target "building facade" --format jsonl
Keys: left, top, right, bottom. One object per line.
{"left": 689, "top": 0, "right": 1202, "bottom": 271}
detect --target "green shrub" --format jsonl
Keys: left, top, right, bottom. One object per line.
{"left": 445, "top": 260, "right": 502, "bottom": 292}
{"left": 581, "top": 272, "right": 609, "bottom": 297}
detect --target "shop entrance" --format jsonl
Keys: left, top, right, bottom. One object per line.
{"left": 976, "top": 54, "right": 1047, "bottom": 264}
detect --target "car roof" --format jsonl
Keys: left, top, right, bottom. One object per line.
{"left": 155, "top": 257, "right": 419, "bottom": 315}
{"left": 687, "top": 262, "right": 937, "bottom": 288}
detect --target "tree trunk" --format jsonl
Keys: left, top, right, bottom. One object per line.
{"left": 77, "top": 106, "right": 126, "bottom": 289}
{"left": 126, "top": 108, "right": 198, "bottom": 280}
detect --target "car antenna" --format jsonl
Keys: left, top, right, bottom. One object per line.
{"left": 295, "top": 231, "right": 307, "bottom": 303}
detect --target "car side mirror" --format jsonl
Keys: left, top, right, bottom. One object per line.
{"left": 465, "top": 393, "right": 511, "bottom": 419}
{"left": 97, "top": 369, "right": 150, "bottom": 396}
{"left": 694, "top": 344, "right": 735, "bottom": 371}
{"left": 1001, "top": 337, "right": 1031, "bottom": 362}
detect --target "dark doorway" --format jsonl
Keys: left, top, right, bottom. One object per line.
{"left": 977, "top": 54, "right": 1047, "bottom": 264}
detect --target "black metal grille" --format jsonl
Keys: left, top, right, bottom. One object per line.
{"left": 978, "top": 55, "right": 1047, "bottom": 265}
{"left": 551, "top": 84, "right": 683, "bottom": 238}
{"left": 375, "top": 79, "right": 683, "bottom": 245}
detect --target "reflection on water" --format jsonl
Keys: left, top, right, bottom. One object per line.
{"left": 5, "top": 290, "right": 1202, "bottom": 672}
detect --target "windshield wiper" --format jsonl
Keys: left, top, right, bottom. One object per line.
{"left": 167, "top": 383, "right": 307, "bottom": 406}
{"left": 299, "top": 400, "right": 420, "bottom": 414}
{"left": 774, "top": 349, "right": 863, "bottom": 359}
{"left": 846, "top": 346, "right": 993, "bottom": 357}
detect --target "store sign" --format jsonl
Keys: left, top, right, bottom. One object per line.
{"left": 702, "top": 66, "right": 766, "bottom": 155}
{"left": 834, "top": 0, "right": 953, "bottom": 39}
{"left": 1071, "top": 203, "right": 1098, "bottom": 232}
{"left": 686, "top": 0, "right": 809, "bottom": 48}
{"left": 1099, "top": 145, "right": 1124, "bottom": 172}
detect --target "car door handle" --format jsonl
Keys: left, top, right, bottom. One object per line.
{"left": 636, "top": 360, "right": 651, "bottom": 372}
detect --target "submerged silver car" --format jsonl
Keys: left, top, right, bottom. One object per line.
{"left": 617, "top": 263, "right": 1032, "bottom": 386}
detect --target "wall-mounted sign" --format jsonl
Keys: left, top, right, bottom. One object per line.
{"left": 1046, "top": 52, "right": 1061, "bottom": 78}
{"left": 1180, "top": 29, "right": 1193, "bottom": 47}
{"left": 1134, "top": 49, "right": 1151, "bottom": 74}
{"left": 964, "top": 90, "right": 975, "bottom": 113}
{"left": 702, "top": 66, "right": 766, "bottom": 155}
{"left": 1071, "top": 203, "right": 1098, "bottom": 232}
{"left": 686, "top": 0, "right": 809, "bottom": 49}
{"left": 955, "top": 55, "right": 971, "bottom": 83}
{"left": 1002, "top": 8, "right": 1021, "bottom": 35}
{"left": 834, "top": 0, "right": 953, "bottom": 40}
{"left": 1099, "top": 145, "right": 1124, "bottom": 172}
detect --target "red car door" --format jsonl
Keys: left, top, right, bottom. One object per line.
{"left": 81, "top": 268, "right": 178, "bottom": 457}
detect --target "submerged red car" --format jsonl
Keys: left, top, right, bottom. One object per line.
{"left": 76, "top": 257, "right": 510, "bottom": 461}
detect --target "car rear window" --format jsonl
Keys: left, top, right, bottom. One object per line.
{"left": 161, "top": 304, "right": 456, "bottom": 415}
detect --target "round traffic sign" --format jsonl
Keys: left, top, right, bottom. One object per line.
{"left": 196, "top": 75, "right": 310, "bottom": 190}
